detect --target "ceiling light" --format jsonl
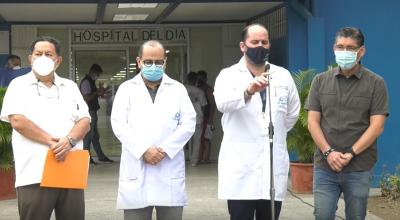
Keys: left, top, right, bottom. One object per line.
{"left": 113, "top": 14, "right": 148, "bottom": 21}
{"left": 118, "top": 3, "right": 158, "bottom": 8}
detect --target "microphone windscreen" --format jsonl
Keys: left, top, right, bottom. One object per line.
{"left": 265, "top": 64, "right": 270, "bottom": 72}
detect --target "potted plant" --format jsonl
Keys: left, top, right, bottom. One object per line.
{"left": 0, "top": 87, "right": 16, "bottom": 200}
{"left": 287, "top": 69, "right": 316, "bottom": 194}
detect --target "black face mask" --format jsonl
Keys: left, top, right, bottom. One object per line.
{"left": 245, "top": 45, "right": 270, "bottom": 65}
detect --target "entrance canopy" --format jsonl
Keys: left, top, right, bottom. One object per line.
{"left": 0, "top": 0, "right": 284, "bottom": 25}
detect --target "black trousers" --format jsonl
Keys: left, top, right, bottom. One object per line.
{"left": 227, "top": 199, "right": 282, "bottom": 220}
{"left": 17, "top": 184, "right": 84, "bottom": 220}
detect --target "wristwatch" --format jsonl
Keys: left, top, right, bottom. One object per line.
{"left": 349, "top": 148, "right": 357, "bottom": 157}
{"left": 66, "top": 135, "right": 77, "bottom": 148}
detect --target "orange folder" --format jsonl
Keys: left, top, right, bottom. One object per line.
{"left": 40, "top": 149, "right": 90, "bottom": 189}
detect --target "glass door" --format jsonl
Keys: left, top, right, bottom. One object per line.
{"left": 73, "top": 49, "right": 128, "bottom": 156}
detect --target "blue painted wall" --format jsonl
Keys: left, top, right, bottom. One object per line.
{"left": 287, "top": 4, "right": 308, "bottom": 72}
{"left": 288, "top": 0, "right": 400, "bottom": 184}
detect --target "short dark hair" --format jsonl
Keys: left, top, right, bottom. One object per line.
{"left": 335, "top": 27, "right": 365, "bottom": 47}
{"left": 89, "top": 64, "right": 103, "bottom": 74}
{"left": 241, "top": 23, "right": 267, "bottom": 42}
{"left": 7, "top": 54, "right": 20, "bottom": 61}
{"left": 138, "top": 40, "right": 165, "bottom": 58}
{"left": 6, "top": 54, "right": 21, "bottom": 68}
{"left": 30, "top": 36, "right": 61, "bottom": 55}
{"left": 197, "top": 70, "right": 208, "bottom": 80}
{"left": 186, "top": 71, "right": 197, "bottom": 85}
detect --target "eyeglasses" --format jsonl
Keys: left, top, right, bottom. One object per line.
{"left": 142, "top": 59, "right": 165, "bottom": 67}
{"left": 36, "top": 82, "right": 59, "bottom": 99}
{"left": 334, "top": 45, "right": 360, "bottom": 52}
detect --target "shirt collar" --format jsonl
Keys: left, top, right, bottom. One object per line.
{"left": 334, "top": 65, "right": 364, "bottom": 79}
{"left": 238, "top": 56, "right": 272, "bottom": 76}
{"left": 26, "top": 71, "right": 66, "bottom": 86}
{"left": 237, "top": 57, "right": 249, "bottom": 73}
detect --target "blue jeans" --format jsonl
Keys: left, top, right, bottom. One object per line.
{"left": 313, "top": 167, "right": 372, "bottom": 220}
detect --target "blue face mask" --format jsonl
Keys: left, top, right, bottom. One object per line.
{"left": 335, "top": 50, "right": 358, "bottom": 70}
{"left": 141, "top": 64, "right": 164, "bottom": 81}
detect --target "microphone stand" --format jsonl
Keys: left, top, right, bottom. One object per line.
{"left": 266, "top": 65, "right": 275, "bottom": 220}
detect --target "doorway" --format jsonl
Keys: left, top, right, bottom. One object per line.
{"left": 73, "top": 49, "right": 129, "bottom": 156}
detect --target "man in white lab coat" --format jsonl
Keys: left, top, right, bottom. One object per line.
{"left": 111, "top": 40, "right": 196, "bottom": 220}
{"left": 214, "top": 24, "right": 300, "bottom": 220}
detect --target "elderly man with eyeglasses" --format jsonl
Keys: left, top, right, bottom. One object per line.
{"left": 111, "top": 40, "right": 196, "bottom": 220}
{"left": 0, "top": 36, "right": 90, "bottom": 220}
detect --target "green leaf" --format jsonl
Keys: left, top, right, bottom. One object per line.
{"left": 287, "top": 69, "right": 316, "bottom": 163}
{"left": 0, "top": 87, "right": 14, "bottom": 170}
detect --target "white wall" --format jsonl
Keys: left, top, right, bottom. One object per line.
{"left": 189, "top": 26, "right": 222, "bottom": 86}
{"left": 11, "top": 26, "right": 37, "bottom": 68}
{"left": 37, "top": 28, "right": 70, "bottom": 78}
{"left": 222, "top": 24, "right": 244, "bottom": 68}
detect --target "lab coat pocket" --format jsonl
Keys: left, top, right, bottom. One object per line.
{"left": 170, "top": 177, "right": 186, "bottom": 205}
{"left": 155, "top": 118, "right": 179, "bottom": 144}
{"left": 121, "top": 148, "right": 142, "bottom": 180}
{"left": 273, "top": 144, "right": 289, "bottom": 176}
{"left": 273, "top": 86, "right": 289, "bottom": 113}
{"left": 159, "top": 111, "right": 179, "bottom": 133}
{"left": 117, "top": 179, "right": 143, "bottom": 209}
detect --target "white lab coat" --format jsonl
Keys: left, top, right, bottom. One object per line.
{"left": 214, "top": 57, "right": 300, "bottom": 201}
{"left": 111, "top": 74, "right": 196, "bottom": 209}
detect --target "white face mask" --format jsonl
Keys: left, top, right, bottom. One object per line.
{"left": 32, "top": 56, "right": 55, "bottom": 76}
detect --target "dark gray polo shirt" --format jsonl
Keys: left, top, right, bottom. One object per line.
{"left": 305, "top": 66, "right": 389, "bottom": 172}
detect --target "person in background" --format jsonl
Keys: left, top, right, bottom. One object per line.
{"left": 306, "top": 27, "right": 389, "bottom": 220}
{"left": 0, "top": 36, "right": 90, "bottom": 220}
{"left": 80, "top": 63, "right": 113, "bottom": 164}
{"left": 185, "top": 71, "right": 207, "bottom": 166}
{"left": 197, "top": 70, "right": 216, "bottom": 163}
{"left": 5, "top": 54, "right": 22, "bottom": 70}
{"left": 0, "top": 54, "right": 31, "bottom": 87}
{"left": 214, "top": 23, "right": 300, "bottom": 220}
{"left": 111, "top": 40, "right": 196, "bottom": 220}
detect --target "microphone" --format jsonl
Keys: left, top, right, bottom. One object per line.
{"left": 264, "top": 64, "right": 270, "bottom": 78}
{"left": 265, "top": 63, "right": 270, "bottom": 73}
